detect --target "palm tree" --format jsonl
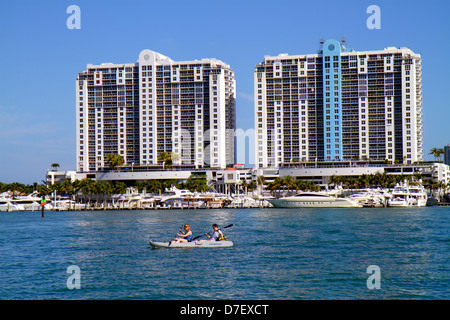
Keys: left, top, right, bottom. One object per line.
{"left": 101, "top": 181, "right": 114, "bottom": 209}
{"left": 248, "top": 180, "right": 257, "bottom": 192}
{"left": 328, "top": 175, "right": 339, "bottom": 188}
{"left": 437, "top": 148, "right": 445, "bottom": 162}
{"left": 240, "top": 179, "right": 249, "bottom": 195}
{"left": 109, "top": 181, "right": 127, "bottom": 208}
{"left": 185, "top": 174, "right": 208, "bottom": 192}
{"left": 51, "top": 163, "right": 60, "bottom": 171}
{"left": 256, "top": 175, "right": 265, "bottom": 195}
{"left": 72, "top": 179, "right": 83, "bottom": 205}
{"left": 267, "top": 177, "right": 283, "bottom": 197}
{"left": 78, "top": 178, "right": 95, "bottom": 208}
{"left": 424, "top": 178, "right": 437, "bottom": 199}
{"left": 356, "top": 174, "right": 368, "bottom": 189}
{"left": 157, "top": 152, "right": 172, "bottom": 170}
{"left": 435, "top": 180, "right": 447, "bottom": 203}
{"left": 106, "top": 154, "right": 124, "bottom": 171}
{"left": 36, "top": 184, "right": 51, "bottom": 197}
{"left": 413, "top": 173, "right": 423, "bottom": 183}
{"left": 61, "top": 178, "right": 75, "bottom": 210}
{"left": 429, "top": 148, "right": 440, "bottom": 162}
{"left": 146, "top": 179, "right": 162, "bottom": 193}
{"left": 114, "top": 181, "right": 127, "bottom": 194}
{"left": 283, "top": 175, "right": 294, "bottom": 194}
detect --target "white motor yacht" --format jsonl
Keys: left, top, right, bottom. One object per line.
{"left": 0, "top": 198, "right": 25, "bottom": 212}
{"left": 51, "top": 199, "right": 86, "bottom": 211}
{"left": 227, "top": 195, "right": 259, "bottom": 208}
{"left": 160, "top": 186, "right": 203, "bottom": 208}
{"left": 347, "top": 188, "right": 390, "bottom": 207}
{"left": 9, "top": 191, "right": 44, "bottom": 211}
{"left": 388, "top": 180, "right": 428, "bottom": 207}
{"left": 267, "top": 189, "right": 362, "bottom": 208}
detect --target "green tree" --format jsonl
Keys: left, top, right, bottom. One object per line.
{"left": 429, "top": 148, "right": 443, "bottom": 162}
{"left": 157, "top": 152, "right": 172, "bottom": 170}
{"left": 435, "top": 180, "right": 447, "bottom": 202}
{"left": 36, "top": 184, "right": 51, "bottom": 197}
{"left": 437, "top": 148, "right": 445, "bottom": 161}
{"left": 283, "top": 175, "right": 294, "bottom": 194}
{"left": 256, "top": 175, "right": 265, "bottom": 195}
{"left": 146, "top": 180, "right": 163, "bottom": 193}
{"left": 248, "top": 180, "right": 257, "bottom": 192}
{"left": 267, "top": 177, "right": 284, "bottom": 197}
{"left": 185, "top": 174, "right": 209, "bottom": 192}
{"left": 106, "top": 154, "right": 124, "bottom": 170}
{"left": 240, "top": 179, "right": 249, "bottom": 195}
{"left": 114, "top": 181, "right": 127, "bottom": 194}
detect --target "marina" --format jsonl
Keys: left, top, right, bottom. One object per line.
{"left": 0, "top": 179, "right": 445, "bottom": 212}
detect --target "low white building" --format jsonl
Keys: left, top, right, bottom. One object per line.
{"left": 46, "top": 170, "right": 84, "bottom": 185}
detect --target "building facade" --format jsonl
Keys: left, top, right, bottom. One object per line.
{"left": 76, "top": 50, "right": 236, "bottom": 172}
{"left": 254, "top": 39, "right": 423, "bottom": 168}
{"left": 444, "top": 144, "right": 450, "bottom": 166}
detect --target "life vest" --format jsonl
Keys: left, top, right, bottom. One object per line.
{"left": 217, "top": 230, "right": 228, "bottom": 241}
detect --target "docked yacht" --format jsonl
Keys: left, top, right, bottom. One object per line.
{"left": 347, "top": 188, "right": 390, "bottom": 207}
{"left": 0, "top": 198, "right": 25, "bottom": 212}
{"left": 388, "top": 180, "right": 428, "bottom": 207}
{"left": 267, "top": 189, "right": 362, "bottom": 208}
{"left": 227, "top": 195, "right": 259, "bottom": 208}
{"left": 9, "top": 191, "right": 44, "bottom": 211}
{"left": 160, "top": 186, "right": 205, "bottom": 208}
{"left": 51, "top": 199, "right": 86, "bottom": 211}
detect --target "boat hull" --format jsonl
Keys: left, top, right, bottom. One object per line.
{"left": 267, "top": 197, "right": 361, "bottom": 208}
{"left": 149, "top": 240, "right": 234, "bottom": 248}
{"left": 0, "top": 204, "right": 24, "bottom": 212}
{"left": 388, "top": 199, "right": 427, "bottom": 207}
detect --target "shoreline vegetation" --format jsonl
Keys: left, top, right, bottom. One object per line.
{"left": 1, "top": 171, "right": 450, "bottom": 210}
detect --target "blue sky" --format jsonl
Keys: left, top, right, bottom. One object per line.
{"left": 0, "top": 0, "right": 449, "bottom": 184}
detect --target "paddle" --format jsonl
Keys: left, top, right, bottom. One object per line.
{"left": 191, "top": 224, "right": 233, "bottom": 241}
{"left": 169, "top": 225, "right": 184, "bottom": 246}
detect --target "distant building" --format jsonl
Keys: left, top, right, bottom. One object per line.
{"left": 76, "top": 50, "right": 236, "bottom": 172}
{"left": 254, "top": 39, "right": 423, "bottom": 168}
{"left": 46, "top": 170, "right": 83, "bottom": 186}
{"left": 444, "top": 144, "right": 450, "bottom": 166}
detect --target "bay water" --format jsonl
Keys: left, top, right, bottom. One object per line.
{"left": 0, "top": 207, "right": 448, "bottom": 299}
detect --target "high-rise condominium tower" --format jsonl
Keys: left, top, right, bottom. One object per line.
{"left": 76, "top": 50, "right": 236, "bottom": 172}
{"left": 254, "top": 39, "right": 423, "bottom": 168}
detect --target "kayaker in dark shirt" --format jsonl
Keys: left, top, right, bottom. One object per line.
{"left": 205, "top": 224, "right": 223, "bottom": 241}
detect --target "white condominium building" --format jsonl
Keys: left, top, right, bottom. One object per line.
{"left": 254, "top": 39, "right": 423, "bottom": 168}
{"left": 76, "top": 50, "right": 236, "bottom": 172}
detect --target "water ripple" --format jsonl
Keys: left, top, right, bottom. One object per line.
{"left": 0, "top": 207, "right": 448, "bottom": 299}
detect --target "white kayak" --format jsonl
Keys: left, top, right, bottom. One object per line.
{"left": 149, "top": 240, "right": 234, "bottom": 248}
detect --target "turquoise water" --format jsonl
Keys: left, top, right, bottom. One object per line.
{"left": 0, "top": 207, "right": 448, "bottom": 299}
